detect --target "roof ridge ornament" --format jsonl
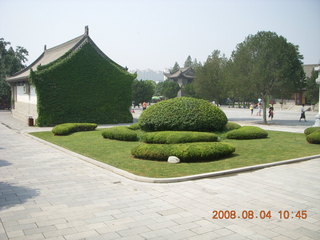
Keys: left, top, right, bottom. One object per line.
{"left": 44, "top": 45, "right": 47, "bottom": 51}
{"left": 85, "top": 26, "right": 89, "bottom": 35}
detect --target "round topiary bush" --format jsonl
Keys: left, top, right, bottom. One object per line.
{"left": 306, "top": 130, "right": 320, "bottom": 144}
{"left": 138, "top": 97, "right": 228, "bottom": 132}
{"left": 142, "top": 131, "right": 219, "bottom": 144}
{"left": 304, "top": 127, "right": 320, "bottom": 136}
{"left": 226, "top": 126, "right": 268, "bottom": 139}
{"left": 102, "top": 126, "right": 138, "bottom": 141}
{"left": 131, "top": 142, "right": 235, "bottom": 162}
{"left": 224, "top": 122, "right": 241, "bottom": 131}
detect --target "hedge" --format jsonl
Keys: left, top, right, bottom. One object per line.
{"left": 102, "top": 126, "right": 138, "bottom": 141}
{"left": 225, "top": 122, "right": 241, "bottom": 131}
{"left": 131, "top": 142, "right": 235, "bottom": 162}
{"left": 142, "top": 131, "right": 219, "bottom": 144}
{"left": 128, "top": 122, "right": 140, "bottom": 130}
{"left": 226, "top": 126, "right": 268, "bottom": 139}
{"left": 52, "top": 123, "right": 97, "bottom": 135}
{"left": 306, "top": 130, "right": 320, "bottom": 144}
{"left": 31, "top": 42, "right": 136, "bottom": 126}
{"left": 138, "top": 97, "right": 228, "bottom": 132}
{"left": 304, "top": 127, "right": 320, "bottom": 136}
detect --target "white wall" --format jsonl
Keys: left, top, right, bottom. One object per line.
{"left": 17, "top": 85, "right": 28, "bottom": 103}
{"left": 30, "top": 85, "right": 37, "bottom": 104}
{"left": 16, "top": 84, "right": 37, "bottom": 104}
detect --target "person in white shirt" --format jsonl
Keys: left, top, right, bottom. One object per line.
{"left": 299, "top": 104, "right": 306, "bottom": 122}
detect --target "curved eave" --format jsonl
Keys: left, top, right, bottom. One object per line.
{"left": 6, "top": 33, "right": 129, "bottom": 84}
{"left": 6, "top": 52, "right": 45, "bottom": 83}
{"left": 6, "top": 34, "right": 86, "bottom": 83}
{"left": 86, "top": 37, "right": 126, "bottom": 71}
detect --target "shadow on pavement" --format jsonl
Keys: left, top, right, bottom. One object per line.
{"left": 0, "top": 159, "right": 11, "bottom": 167}
{"left": 0, "top": 182, "right": 39, "bottom": 210}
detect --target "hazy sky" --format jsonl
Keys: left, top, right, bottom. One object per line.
{"left": 1, "top": 0, "right": 320, "bottom": 71}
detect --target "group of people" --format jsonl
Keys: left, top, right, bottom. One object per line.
{"left": 249, "top": 103, "right": 307, "bottom": 121}
{"left": 249, "top": 103, "right": 271, "bottom": 118}
{"left": 131, "top": 102, "right": 149, "bottom": 113}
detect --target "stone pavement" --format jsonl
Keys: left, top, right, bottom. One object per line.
{"left": 1, "top": 110, "right": 320, "bottom": 239}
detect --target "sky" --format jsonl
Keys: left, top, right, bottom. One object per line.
{"left": 1, "top": 0, "right": 320, "bottom": 72}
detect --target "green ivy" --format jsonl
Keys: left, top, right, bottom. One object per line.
{"left": 30, "top": 43, "right": 135, "bottom": 126}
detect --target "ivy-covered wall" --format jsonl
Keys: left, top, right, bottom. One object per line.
{"left": 30, "top": 43, "right": 135, "bottom": 126}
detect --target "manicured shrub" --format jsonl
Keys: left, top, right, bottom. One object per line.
{"left": 52, "top": 123, "right": 97, "bottom": 135}
{"left": 131, "top": 142, "right": 235, "bottom": 162}
{"left": 128, "top": 122, "right": 140, "bottom": 130}
{"left": 138, "top": 97, "right": 228, "bottom": 132}
{"left": 142, "top": 131, "right": 219, "bottom": 144}
{"left": 102, "top": 126, "right": 138, "bottom": 141}
{"left": 306, "top": 130, "right": 320, "bottom": 144}
{"left": 225, "top": 122, "right": 241, "bottom": 131}
{"left": 304, "top": 127, "right": 320, "bottom": 136}
{"left": 226, "top": 126, "right": 268, "bottom": 139}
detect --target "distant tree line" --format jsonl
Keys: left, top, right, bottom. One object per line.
{"left": 132, "top": 31, "right": 315, "bottom": 124}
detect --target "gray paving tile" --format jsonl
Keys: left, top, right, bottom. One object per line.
{"left": 0, "top": 116, "right": 320, "bottom": 240}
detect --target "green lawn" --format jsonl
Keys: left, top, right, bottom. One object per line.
{"left": 30, "top": 129, "right": 320, "bottom": 178}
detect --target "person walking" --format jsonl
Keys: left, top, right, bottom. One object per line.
{"left": 249, "top": 104, "right": 254, "bottom": 115}
{"left": 256, "top": 103, "right": 262, "bottom": 116}
{"left": 142, "top": 102, "right": 148, "bottom": 111}
{"left": 299, "top": 104, "right": 306, "bottom": 122}
{"left": 268, "top": 105, "right": 274, "bottom": 120}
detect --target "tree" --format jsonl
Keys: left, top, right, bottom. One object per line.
{"left": 154, "top": 81, "right": 164, "bottom": 96}
{"left": 230, "top": 31, "right": 305, "bottom": 123}
{"left": 0, "top": 38, "right": 28, "bottom": 108}
{"left": 184, "top": 55, "right": 193, "bottom": 68}
{"left": 192, "top": 58, "right": 202, "bottom": 68}
{"left": 161, "top": 80, "right": 180, "bottom": 99}
{"left": 182, "top": 83, "right": 197, "bottom": 98}
{"left": 132, "top": 79, "right": 155, "bottom": 105}
{"left": 305, "top": 69, "right": 319, "bottom": 105}
{"left": 193, "top": 50, "right": 228, "bottom": 103}
{"left": 170, "top": 62, "right": 180, "bottom": 74}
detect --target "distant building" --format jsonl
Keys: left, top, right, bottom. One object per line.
{"left": 6, "top": 26, "right": 135, "bottom": 126}
{"left": 163, "top": 66, "right": 195, "bottom": 97}
{"left": 294, "top": 64, "right": 320, "bottom": 105}
{"left": 303, "top": 64, "right": 320, "bottom": 78}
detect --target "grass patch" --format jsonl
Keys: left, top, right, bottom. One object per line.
{"left": 30, "top": 129, "right": 320, "bottom": 178}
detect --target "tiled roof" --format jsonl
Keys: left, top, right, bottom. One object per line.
{"left": 164, "top": 66, "right": 194, "bottom": 79}
{"left": 6, "top": 27, "right": 125, "bottom": 83}
{"left": 6, "top": 34, "right": 86, "bottom": 82}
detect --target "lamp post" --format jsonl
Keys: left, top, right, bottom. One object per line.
{"left": 313, "top": 66, "right": 320, "bottom": 127}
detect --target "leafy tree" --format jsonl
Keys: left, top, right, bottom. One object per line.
{"left": 305, "top": 69, "right": 319, "bottom": 105}
{"left": 132, "top": 79, "right": 155, "bottom": 105}
{"left": 225, "top": 56, "right": 258, "bottom": 107}
{"left": 193, "top": 50, "right": 228, "bottom": 103}
{"left": 161, "top": 80, "right": 180, "bottom": 99}
{"left": 170, "top": 62, "right": 180, "bottom": 74}
{"left": 154, "top": 81, "right": 164, "bottom": 96}
{"left": 183, "top": 83, "right": 197, "bottom": 98}
{"left": 229, "top": 31, "right": 305, "bottom": 123}
{"left": 184, "top": 55, "right": 193, "bottom": 68}
{"left": 0, "top": 38, "right": 28, "bottom": 108}
{"left": 192, "top": 58, "right": 202, "bottom": 68}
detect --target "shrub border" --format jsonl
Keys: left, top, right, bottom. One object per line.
{"left": 26, "top": 132, "right": 320, "bottom": 183}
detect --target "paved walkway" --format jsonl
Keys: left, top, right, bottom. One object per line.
{"left": 0, "top": 111, "right": 320, "bottom": 239}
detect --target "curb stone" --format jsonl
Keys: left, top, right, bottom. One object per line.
{"left": 26, "top": 132, "right": 320, "bottom": 184}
